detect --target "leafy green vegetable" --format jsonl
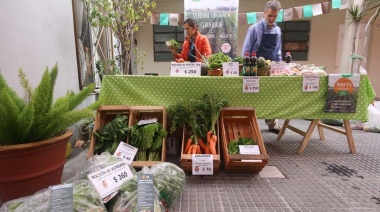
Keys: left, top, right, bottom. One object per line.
{"left": 165, "top": 39, "right": 180, "bottom": 49}
{"left": 202, "top": 93, "right": 229, "bottom": 134}
{"left": 94, "top": 114, "right": 129, "bottom": 155}
{"left": 227, "top": 137, "right": 256, "bottom": 154}
{"left": 232, "top": 56, "right": 244, "bottom": 64}
{"left": 129, "top": 122, "right": 167, "bottom": 161}
{"left": 206, "top": 52, "right": 232, "bottom": 69}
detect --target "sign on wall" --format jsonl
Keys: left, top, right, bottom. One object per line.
{"left": 184, "top": 0, "right": 239, "bottom": 58}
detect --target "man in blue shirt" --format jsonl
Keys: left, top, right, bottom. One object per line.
{"left": 242, "top": 0, "right": 282, "bottom": 133}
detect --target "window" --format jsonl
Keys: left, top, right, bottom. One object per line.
{"left": 277, "top": 21, "right": 310, "bottom": 61}
{"left": 153, "top": 25, "right": 184, "bottom": 62}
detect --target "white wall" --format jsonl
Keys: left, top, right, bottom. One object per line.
{"left": 0, "top": 0, "right": 79, "bottom": 98}
{"left": 135, "top": 0, "right": 379, "bottom": 96}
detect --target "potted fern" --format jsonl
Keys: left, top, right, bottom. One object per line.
{"left": 0, "top": 64, "right": 101, "bottom": 203}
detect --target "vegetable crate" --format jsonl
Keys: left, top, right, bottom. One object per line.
{"left": 220, "top": 107, "right": 269, "bottom": 173}
{"left": 128, "top": 106, "right": 167, "bottom": 168}
{"left": 180, "top": 126, "right": 221, "bottom": 173}
{"left": 87, "top": 105, "right": 130, "bottom": 159}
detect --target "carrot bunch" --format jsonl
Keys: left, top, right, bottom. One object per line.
{"left": 183, "top": 132, "right": 217, "bottom": 155}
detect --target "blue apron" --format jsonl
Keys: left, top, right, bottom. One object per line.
{"left": 256, "top": 22, "right": 278, "bottom": 61}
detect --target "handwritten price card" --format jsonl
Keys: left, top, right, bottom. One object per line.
{"left": 170, "top": 62, "right": 201, "bottom": 76}
{"left": 192, "top": 154, "right": 213, "bottom": 175}
{"left": 222, "top": 62, "right": 239, "bottom": 76}
{"left": 302, "top": 76, "right": 320, "bottom": 92}
{"left": 113, "top": 142, "right": 138, "bottom": 164}
{"left": 87, "top": 161, "right": 133, "bottom": 202}
{"left": 243, "top": 76, "right": 260, "bottom": 93}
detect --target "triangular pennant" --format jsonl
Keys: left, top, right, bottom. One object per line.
{"left": 303, "top": 5, "right": 313, "bottom": 18}
{"left": 284, "top": 8, "right": 293, "bottom": 21}
{"left": 276, "top": 9, "right": 284, "bottom": 22}
{"left": 246, "top": 12, "right": 257, "bottom": 24}
{"left": 178, "top": 14, "right": 184, "bottom": 26}
{"left": 332, "top": 0, "right": 341, "bottom": 9}
{"left": 293, "top": 6, "right": 303, "bottom": 19}
{"left": 322, "top": 1, "right": 331, "bottom": 14}
{"left": 169, "top": 14, "right": 179, "bottom": 26}
{"left": 256, "top": 12, "right": 264, "bottom": 22}
{"left": 238, "top": 13, "right": 247, "bottom": 26}
{"left": 150, "top": 12, "right": 159, "bottom": 25}
{"left": 340, "top": 0, "right": 349, "bottom": 10}
{"left": 159, "top": 13, "right": 169, "bottom": 25}
{"left": 312, "top": 3, "right": 323, "bottom": 16}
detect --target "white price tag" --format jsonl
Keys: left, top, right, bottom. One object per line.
{"left": 113, "top": 142, "right": 138, "bottom": 164}
{"left": 270, "top": 61, "right": 290, "bottom": 75}
{"left": 192, "top": 154, "right": 213, "bottom": 175}
{"left": 170, "top": 62, "right": 201, "bottom": 76}
{"left": 239, "top": 145, "right": 262, "bottom": 162}
{"left": 243, "top": 76, "right": 260, "bottom": 93}
{"left": 222, "top": 62, "right": 239, "bottom": 77}
{"left": 87, "top": 161, "right": 133, "bottom": 202}
{"left": 302, "top": 76, "right": 320, "bottom": 92}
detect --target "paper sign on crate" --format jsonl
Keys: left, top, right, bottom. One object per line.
{"left": 239, "top": 145, "right": 262, "bottom": 162}
{"left": 170, "top": 62, "right": 201, "bottom": 76}
{"left": 113, "top": 142, "right": 138, "bottom": 164}
{"left": 192, "top": 154, "right": 213, "bottom": 175}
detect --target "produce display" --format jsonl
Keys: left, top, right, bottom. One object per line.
{"left": 129, "top": 122, "right": 167, "bottom": 161}
{"left": 227, "top": 137, "right": 256, "bottom": 154}
{"left": 167, "top": 93, "right": 229, "bottom": 155}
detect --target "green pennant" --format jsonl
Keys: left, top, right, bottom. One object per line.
{"left": 159, "top": 13, "right": 169, "bottom": 25}
{"left": 332, "top": 0, "right": 341, "bottom": 9}
{"left": 276, "top": 9, "right": 284, "bottom": 22}
{"left": 303, "top": 5, "right": 313, "bottom": 18}
{"left": 246, "top": 12, "right": 257, "bottom": 24}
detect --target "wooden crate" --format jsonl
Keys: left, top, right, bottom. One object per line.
{"left": 180, "top": 126, "right": 221, "bottom": 173}
{"left": 127, "top": 106, "right": 167, "bottom": 168}
{"left": 220, "top": 107, "right": 269, "bottom": 173}
{"left": 87, "top": 105, "right": 130, "bottom": 160}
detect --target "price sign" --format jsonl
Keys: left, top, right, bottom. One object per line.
{"left": 270, "top": 61, "right": 290, "bottom": 75}
{"left": 239, "top": 145, "right": 262, "bottom": 162}
{"left": 243, "top": 76, "right": 260, "bottom": 93}
{"left": 192, "top": 154, "right": 213, "bottom": 175}
{"left": 222, "top": 62, "right": 239, "bottom": 76}
{"left": 170, "top": 62, "right": 201, "bottom": 76}
{"left": 136, "top": 174, "right": 155, "bottom": 212}
{"left": 113, "top": 142, "right": 138, "bottom": 164}
{"left": 302, "top": 76, "right": 320, "bottom": 92}
{"left": 50, "top": 184, "right": 73, "bottom": 212}
{"left": 87, "top": 161, "right": 133, "bottom": 202}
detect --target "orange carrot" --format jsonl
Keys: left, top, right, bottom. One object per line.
{"left": 196, "top": 144, "right": 202, "bottom": 154}
{"left": 192, "top": 144, "right": 198, "bottom": 154}
{"left": 209, "top": 134, "right": 218, "bottom": 155}
{"left": 205, "top": 143, "right": 211, "bottom": 154}
{"left": 197, "top": 137, "right": 206, "bottom": 151}
{"left": 184, "top": 138, "right": 193, "bottom": 154}
{"left": 207, "top": 131, "right": 213, "bottom": 144}
{"left": 187, "top": 144, "right": 194, "bottom": 154}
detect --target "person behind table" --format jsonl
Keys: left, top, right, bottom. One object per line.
{"left": 241, "top": 0, "right": 282, "bottom": 134}
{"left": 169, "top": 18, "right": 212, "bottom": 62}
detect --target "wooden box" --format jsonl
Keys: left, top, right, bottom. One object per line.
{"left": 220, "top": 107, "right": 269, "bottom": 173}
{"left": 128, "top": 106, "right": 167, "bottom": 168}
{"left": 180, "top": 126, "right": 221, "bottom": 173}
{"left": 87, "top": 105, "right": 130, "bottom": 159}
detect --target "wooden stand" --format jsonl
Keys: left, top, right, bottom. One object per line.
{"left": 220, "top": 107, "right": 269, "bottom": 173}
{"left": 277, "top": 119, "right": 356, "bottom": 154}
{"left": 180, "top": 126, "right": 221, "bottom": 173}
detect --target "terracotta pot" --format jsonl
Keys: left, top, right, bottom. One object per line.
{"left": 0, "top": 131, "right": 73, "bottom": 204}
{"left": 207, "top": 69, "right": 223, "bottom": 76}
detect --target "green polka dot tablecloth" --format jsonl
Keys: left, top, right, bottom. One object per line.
{"left": 99, "top": 75, "right": 376, "bottom": 122}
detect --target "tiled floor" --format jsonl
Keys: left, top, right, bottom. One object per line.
{"left": 67, "top": 119, "right": 380, "bottom": 212}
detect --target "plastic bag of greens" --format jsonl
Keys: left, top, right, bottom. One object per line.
{"left": 64, "top": 152, "right": 136, "bottom": 183}
{"left": 111, "top": 162, "right": 185, "bottom": 212}
{"left": 0, "top": 180, "right": 106, "bottom": 212}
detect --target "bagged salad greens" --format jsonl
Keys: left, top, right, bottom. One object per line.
{"left": 110, "top": 162, "right": 186, "bottom": 212}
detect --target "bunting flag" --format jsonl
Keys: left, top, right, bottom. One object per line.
{"left": 150, "top": 0, "right": 351, "bottom": 27}
{"left": 159, "top": 13, "right": 169, "bottom": 25}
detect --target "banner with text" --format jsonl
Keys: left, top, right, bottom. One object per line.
{"left": 184, "top": 0, "right": 239, "bottom": 58}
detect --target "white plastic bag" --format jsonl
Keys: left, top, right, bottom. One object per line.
{"left": 363, "top": 103, "right": 380, "bottom": 133}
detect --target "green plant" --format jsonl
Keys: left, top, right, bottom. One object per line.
{"left": 0, "top": 64, "right": 101, "bottom": 145}
{"left": 206, "top": 52, "right": 232, "bottom": 69}
{"left": 87, "top": 0, "right": 156, "bottom": 75}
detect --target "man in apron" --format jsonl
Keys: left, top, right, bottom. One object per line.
{"left": 242, "top": 0, "right": 282, "bottom": 134}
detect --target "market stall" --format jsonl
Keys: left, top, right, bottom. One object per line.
{"left": 98, "top": 75, "right": 375, "bottom": 153}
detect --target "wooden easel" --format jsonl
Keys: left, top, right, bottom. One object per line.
{"left": 277, "top": 119, "right": 355, "bottom": 154}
